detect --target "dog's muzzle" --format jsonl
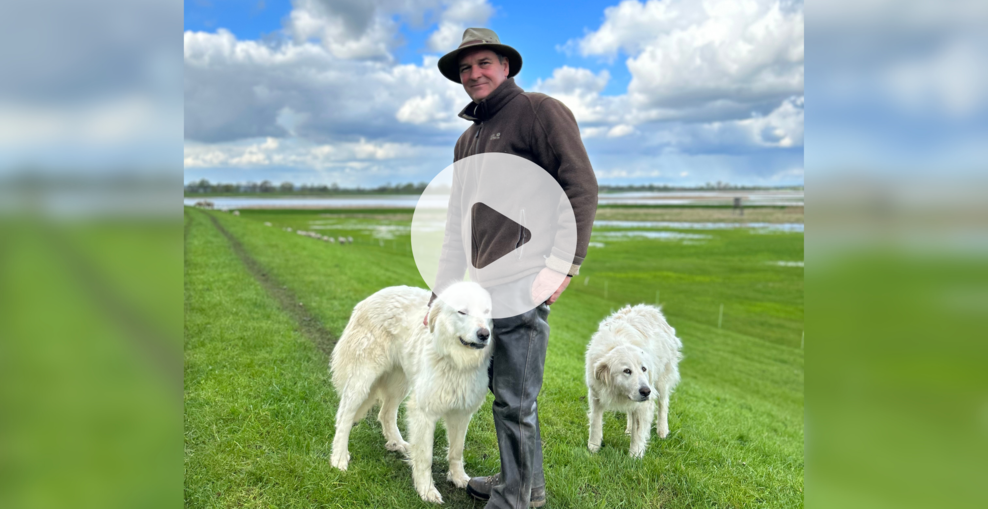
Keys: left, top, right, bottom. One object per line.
{"left": 459, "top": 336, "right": 487, "bottom": 349}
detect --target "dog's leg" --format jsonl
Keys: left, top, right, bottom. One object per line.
{"left": 408, "top": 407, "right": 443, "bottom": 504}
{"left": 656, "top": 388, "right": 671, "bottom": 439}
{"left": 625, "top": 413, "right": 633, "bottom": 434}
{"left": 378, "top": 374, "right": 409, "bottom": 455}
{"left": 330, "top": 379, "right": 371, "bottom": 471}
{"left": 353, "top": 393, "right": 378, "bottom": 426}
{"left": 629, "top": 401, "right": 655, "bottom": 458}
{"left": 588, "top": 391, "right": 604, "bottom": 453}
{"left": 443, "top": 411, "right": 472, "bottom": 488}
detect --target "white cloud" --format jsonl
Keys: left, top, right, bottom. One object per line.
{"left": 533, "top": 66, "right": 618, "bottom": 124}
{"left": 281, "top": 0, "right": 494, "bottom": 59}
{"left": 184, "top": 29, "right": 468, "bottom": 143}
{"left": 183, "top": 24, "right": 470, "bottom": 181}
{"left": 396, "top": 92, "right": 463, "bottom": 128}
{"left": 607, "top": 124, "right": 634, "bottom": 138}
{"left": 426, "top": 0, "right": 494, "bottom": 52}
{"left": 737, "top": 96, "right": 804, "bottom": 147}
{"left": 286, "top": 0, "right": 401, "bottom": 61}
{"left": 535, "top": 66, "right": 610, "bottom": 97}
{"left": 184, "top": 136, "right": 425, "bottom": 169}
{"left": 532, "top": 0, "right": 803, "bottom": 158}
{"left": 570, "top": 0, "right": 802, "bottom": 112}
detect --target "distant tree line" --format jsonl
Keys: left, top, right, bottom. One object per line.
{"left": 598, "top": 182, "right": 803, "bottom": 192}
{"left": 184, "top": 178, "right": 801, "bottom": 196}
{"left": 184, "top": 179, "right": 429, "bottom": 195}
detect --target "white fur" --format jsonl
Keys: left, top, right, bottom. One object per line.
{"left": 329, "top": 282, "right": 494, "bottom": 504}
{"left": 585, "top": 304, "right": 683, "bottom": 458}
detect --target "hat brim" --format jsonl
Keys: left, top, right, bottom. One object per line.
{"left": 438, "top": 43, "right": 522, "bottom": 84}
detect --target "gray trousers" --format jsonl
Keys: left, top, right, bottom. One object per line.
{"left": 486, "top": 302, "right": 550, "bottom": 509}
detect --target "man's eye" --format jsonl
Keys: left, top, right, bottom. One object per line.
{"left": 623, "top": 369, "right": 632, "bottom": 375}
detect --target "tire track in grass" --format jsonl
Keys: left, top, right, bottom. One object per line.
{"left": 204, "top": 211, "right": 338, "bottom": 356}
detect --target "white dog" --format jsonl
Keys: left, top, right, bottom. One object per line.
{"left": 329, "top": 282, "right": 494, "bottom": 504}
{"left": 585, "top": 304, "right": 683, "bottom": 458}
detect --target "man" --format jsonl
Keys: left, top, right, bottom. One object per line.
{"left": 428, "top": 28, "right": 598, "bottom": 508}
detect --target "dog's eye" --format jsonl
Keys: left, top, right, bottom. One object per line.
{"left": 623, "top": 368, "right": 632, "bottom": 375}
{"left": 458, "top": 310, "right": 467, "bottom": 315}
{"left": 642, "top": 366, "right": 647, "bottom": 372}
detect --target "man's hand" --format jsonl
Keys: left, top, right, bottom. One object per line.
{"left": 531, "top": 267, "right": 571, "bottom": 306}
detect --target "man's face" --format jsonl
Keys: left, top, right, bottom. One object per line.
{"left": 458, "top": 49, "right": 509, "bottom": 103}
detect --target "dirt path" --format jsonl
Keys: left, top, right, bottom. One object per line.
{"left": 204, "top": 212, "right": 338, "bottom": 357}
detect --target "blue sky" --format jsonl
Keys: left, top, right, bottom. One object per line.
{"left": 183, "top": 0, "right": 804, "bottom": 187}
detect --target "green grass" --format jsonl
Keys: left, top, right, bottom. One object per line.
{"left": 184, "top": 207, "right": 803, "bottom": 508}
{"left": 1, "top": 219, "right": 180, "bottom": 509}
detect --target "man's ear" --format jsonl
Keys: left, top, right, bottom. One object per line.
{"left": 428, "top": 301, "right": 442, "bottom": 334}
{"left": 593, "top": 359, "right": 610, "bottom": 384}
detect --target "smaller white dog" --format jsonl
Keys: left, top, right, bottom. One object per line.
{"left": 585, "top": 304, "right": 683, "bottom": 458}
{"left": 329, "top": 282, "right": 493, "bottom": 504}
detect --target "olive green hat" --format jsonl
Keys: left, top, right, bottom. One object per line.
{"left": 438, "top": 28, "right": 523, "bottom": 84}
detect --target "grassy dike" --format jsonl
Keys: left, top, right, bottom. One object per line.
{"left": 184, "top": 207, "right": 803, "bottom": 508}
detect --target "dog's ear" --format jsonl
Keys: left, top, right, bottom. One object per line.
{"left": 428, "top": 301, "right": 442, "bottom": 334}
{"left": 593, "top": 359, "right": 610, "bottom": 384}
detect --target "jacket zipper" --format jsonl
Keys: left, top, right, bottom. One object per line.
{"left": 472, "top": 122, "right": 484, "bottom": 155}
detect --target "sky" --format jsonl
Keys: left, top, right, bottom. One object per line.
{"left": 183, "top": 0, "right": 805, "bottom": 187}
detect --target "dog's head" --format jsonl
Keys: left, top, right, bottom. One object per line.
{"left": 429, "top": 282, "right": 494, "bottom": 355}
{"left": 593, "top": 345, "right": 654, "bottom": 402}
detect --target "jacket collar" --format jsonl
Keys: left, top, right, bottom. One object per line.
{"left": 458, "top": 78, "right": 523, "bottom": 124}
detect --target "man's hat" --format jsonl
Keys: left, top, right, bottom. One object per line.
{"left": 438, "top": 28, "right": 522, "bottom": 84}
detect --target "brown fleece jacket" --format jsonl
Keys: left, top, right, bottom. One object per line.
{"left": 434, "top": 78, "right": 598, "bottom": 294}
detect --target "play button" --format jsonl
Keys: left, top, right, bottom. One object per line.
{"left": 470, "top": 202, "right": 531, "bottom": 269}
{"left": 411, "top": 153, "right": 578, "bottom": 318}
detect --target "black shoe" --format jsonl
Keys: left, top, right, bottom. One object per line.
{"left": 466, "top": 473, "right": 546, "bottom": 507}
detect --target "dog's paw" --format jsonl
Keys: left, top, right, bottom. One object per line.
{"left": 330, "top": 450, "right": 350, "bottom": 471}
{"left": 385, "top": 439, "right": 410, "bottom": 455}
{"left": 657, "top": 424, "right": 669, "bottom": 439}
{"left": 447, "top": 470, "right": 470, "bottom": 489}
{"left": 588, "top": 441, "right": 601, "bottom": 453}
{"left": 419, "top": 485, "right": 443, "bottom": 504}
{"left": 629, "top": 446, "right": 646, "bottom": 459}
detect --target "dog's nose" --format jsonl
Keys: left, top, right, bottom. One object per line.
{"left": 477, "top": 328, "right": 490, "bottom": 342}
{"left": 639, "top": 387, "right": 651, "bottom": 398}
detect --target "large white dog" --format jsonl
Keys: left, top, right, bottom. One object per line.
{"left": 329, "top": 282, "right": 494, "bottom": 504}
{"left": 585, "top": 304, "right": 683, "bottom": 458}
